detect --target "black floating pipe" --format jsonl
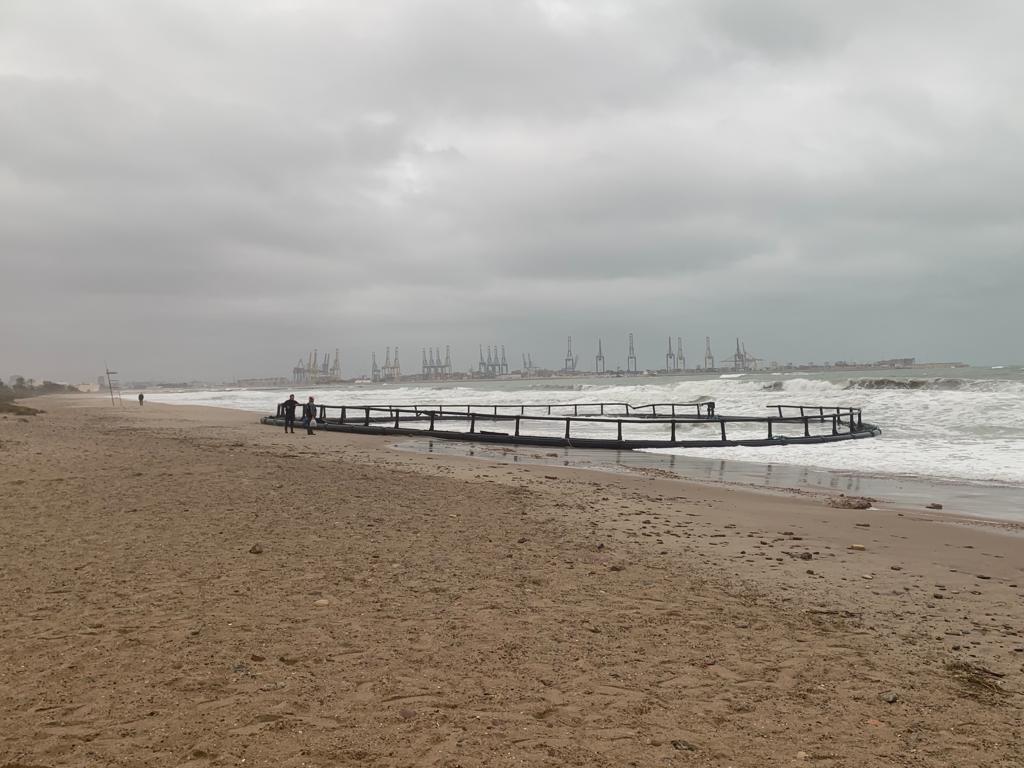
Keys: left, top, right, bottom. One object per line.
{"left": 264, "top": 401, "right": 879, "bottom": 449}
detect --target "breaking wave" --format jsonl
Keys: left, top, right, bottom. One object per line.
{"left": 759, "top": 379, "right": 838, "bottom": 393}
{"left": 843, "top": 377, "right": 1024, "bottom": 394}
{"left": 757, "top": 377, "right": 1024, "bottom": 395}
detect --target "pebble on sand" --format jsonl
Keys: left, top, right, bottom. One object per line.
{"left": 249, "top": 543, "right": 263, "bottom": 554}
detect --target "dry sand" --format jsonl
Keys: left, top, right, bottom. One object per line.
{"left": 1, "top": 395, "right": 1021, "bottom": 767}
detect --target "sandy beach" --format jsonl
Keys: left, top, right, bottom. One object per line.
{"left": 1, "top": 395, "right": 1021, "bottom": 767}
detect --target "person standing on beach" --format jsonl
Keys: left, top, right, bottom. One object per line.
{"left": 281, "top": 394, "right": 299, "bottom": 433}
{"left": 303, "top": 395, "right": 317, "bottom": 435}
{"left": 138, "top": 393, "right": 144, "bottom": 406}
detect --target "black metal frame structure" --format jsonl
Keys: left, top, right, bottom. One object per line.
{"left": 263, "top": 401, "right": 881, "bottom": 449}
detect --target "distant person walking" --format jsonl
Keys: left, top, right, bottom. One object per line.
{"left": 138, "top": 393, "right": 144, "bottom": 406}
{"left": 303, "top": 395, "right": 317, "bottom": 435}
{"left": 281, "top": 394, "right": 299, "bottom": 433}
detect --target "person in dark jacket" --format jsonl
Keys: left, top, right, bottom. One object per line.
{"left": 303, "top": 395, "right": 317, "bottom": 435}
{"left": 281, "top": 394, "right": 299, "bottom": 433}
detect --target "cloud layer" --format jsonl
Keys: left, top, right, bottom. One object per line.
{"left": 2, "top": 0, "right": 1021, "bottom": 380}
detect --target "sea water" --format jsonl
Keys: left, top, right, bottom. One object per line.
{"left": 147, "top": 366, "right": 1024, "bottom": 512}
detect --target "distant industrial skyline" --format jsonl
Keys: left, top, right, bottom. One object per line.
{"left": 143, "top": 333, "right": 949, "bottom": 387}
{"left": 2, "top": 329, "right": 987, "bottom": 387}
{"left": 2, "top": 1, "right": 1022, "bottom": 381}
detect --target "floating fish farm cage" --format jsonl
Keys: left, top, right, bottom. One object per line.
{"left": 262, "top": 400, "right": 881, "bottom": 449}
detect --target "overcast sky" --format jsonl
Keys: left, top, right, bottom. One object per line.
{"left": 2, "top": 0, "right": 1021, "bottom": 381}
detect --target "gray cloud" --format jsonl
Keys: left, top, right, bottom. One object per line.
{"left": 1, "top": 0, "right": 1022, "bottom": 382}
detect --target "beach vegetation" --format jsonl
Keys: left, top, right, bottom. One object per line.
{"left": 0, "top": 378, "right": 77, "bottom": 414}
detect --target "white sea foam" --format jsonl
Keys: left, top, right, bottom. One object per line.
{"left": 148, "top": 370, "right": 1024, "bottom": 488}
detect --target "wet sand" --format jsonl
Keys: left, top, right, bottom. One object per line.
{"left": 397, "top": 438, "right": 1024, "bottom": 521}
{"left": 1, "top": 395, "right": 1021, "bottom": 767}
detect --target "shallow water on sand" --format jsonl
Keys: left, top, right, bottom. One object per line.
{"left": 147, "top": 365, "right": 1024, "bottom": 518}
{"left": 397, "top": 438, "right": 1024, "bottom": 523}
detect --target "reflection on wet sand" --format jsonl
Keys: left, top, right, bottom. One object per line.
{"left": 397, "top": 439, "right": 1023, "bottom": 521}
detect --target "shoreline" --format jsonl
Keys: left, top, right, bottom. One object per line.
{"left": 394, "top": 437, "right": 1024, "bottom": 527}
{"left": 143, "top": 392, "right": 1024, "bottom": 525}
{"left": 3, "top": 395, "right": 1021, "bottom": 766}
